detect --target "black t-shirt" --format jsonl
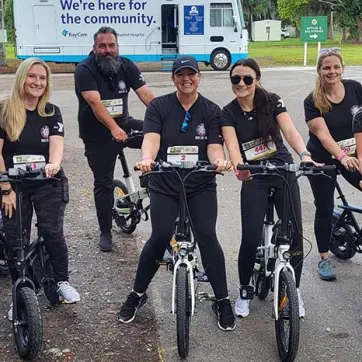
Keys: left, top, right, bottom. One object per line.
{"left": 0, "top": 103, "right": 64, "bottom": 169}
{"left": 144, "top": 92, "right": 223, "bottom": 196}
{"left": 74, "top": 54, "right": 146, "bottom": 141}
{"left": 304, "top": 79, "right": 362, "bottom": 162}
{"left": 219, "top": 93, "right": 292, "bottom": 165}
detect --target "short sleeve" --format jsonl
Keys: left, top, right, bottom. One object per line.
{"left": 74, "top": 65, "right": 98, "bottom": 93}
{"left": 124, "top": 59, "right": 146, "bottom": 91}
{"left": 206, "top": 103, "right": 223, "bottom": 145}
{"left": 353, "top": 107, "right": 362, "bottom": 134}
{"left": 143, "top": 99, "right": 163, "bottom": 135}
{"left": 219, "top": 106, "right": 235, "bottom": 128}
{"left": 273, "top": 94, "right": 287, "bottom": 116}
{"left": 304, "top": 94, "right": 321, "bottom": 122}
{"left": 48, "top": 105, "right": 65, "bottom": 137}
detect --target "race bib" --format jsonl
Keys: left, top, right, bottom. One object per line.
{"left": 13, "top": 155, "right": 46, "bottom": 171}
{"left": 167, "top": 146, "right": 199, "bottom": 168}
{"left": 102, "top": 98, "right": 123, "bottom": 117}
{"left": 332, "top": 137, "right": 356, "bottom": 158}
{"left": 242, "top": 137, "right": 277, "bottom": 161}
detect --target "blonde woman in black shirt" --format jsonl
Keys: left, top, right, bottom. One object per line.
{"left": 0, "top": 58, "right": 80, "bottom": 320}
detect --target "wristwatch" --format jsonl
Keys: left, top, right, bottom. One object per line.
{"left": 1, "top": 188, "right": 13, "bottom": 196}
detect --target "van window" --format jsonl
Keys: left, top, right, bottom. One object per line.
{"left": 210, "top": 3, "right": 233, "bottom": 27}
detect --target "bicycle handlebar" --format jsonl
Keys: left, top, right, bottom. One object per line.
{"left": 0, "top": 168, "right": 55, "bottom": 183}
{"left": 237, "top": 162, "right": 336, "bottom": 174}
{"left": 134, "top": 161, "right": 218, "bottom": 173}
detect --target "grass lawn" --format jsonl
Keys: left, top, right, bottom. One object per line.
{"left": 4, "top": 38, "right": 362, "bottom": 68}
{"left": 249, "top": 38, "right": 362, "bottom": 67}
{"left": 5, "top": 43, "right": 15, "bottom": 60}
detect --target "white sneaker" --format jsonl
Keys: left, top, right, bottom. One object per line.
{"left": 235, "top": 296, "right": 250, "bottom": 318}
{"left": 297, "top": 289, "right": 305, "bottom": 318}
{"left": 57, "top": 281, "right": 80, "bottom": 304}
{"left": 7, "top": 303, "right": 13, "bottom": 321}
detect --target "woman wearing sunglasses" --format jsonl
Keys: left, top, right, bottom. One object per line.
{"left": 220, "top": 58, "right": 315, "bottom": 319}
{"left": 117, "top": 55, "right": 236, "bottom": 331}
{"left": 304, "top": 49, "right": 362, "bottom": 281}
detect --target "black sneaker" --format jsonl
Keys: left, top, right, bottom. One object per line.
{"left": 99, "top": 232, "right": 113, "bottom": 252}
{"left": 117, "top": 291, "right": 148, "bottom": 324}
{"left": 212, "top": 298, "right": 236, "bottom": 331}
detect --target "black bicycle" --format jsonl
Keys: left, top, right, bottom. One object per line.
{"left": 112, "top": 130, "right": 150, "bottom": 234}
{"left": 237, "top": 161, "right": 334, "bottom": 362}
{"left": 330, "top": 170, "right": 362, "bottom": 260}
{"left": 0, "top": 217, "right": 9, "bottom": 275}
{"left": 137, "top": 160, "right": 218, "bottom": 359}
{"left": 3, "top": 168, "right": 59, "bottom": 360}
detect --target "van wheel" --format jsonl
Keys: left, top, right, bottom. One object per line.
{"left": 210, "top": 50, "right": 231, "bottom": 71}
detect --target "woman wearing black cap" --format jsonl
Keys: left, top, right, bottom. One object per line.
{"left": 117, "top": 55, "right": 236, "bottom": 331}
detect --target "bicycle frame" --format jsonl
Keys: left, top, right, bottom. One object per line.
{"left": 171, "top": 178, "right": 196, "bottom": 316}
{"left": 259, "top": 183, "right": 296, "bottom": 321}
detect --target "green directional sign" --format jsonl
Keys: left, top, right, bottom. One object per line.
{"left": 301, "top": 16, "right": 327, "bottom": 42}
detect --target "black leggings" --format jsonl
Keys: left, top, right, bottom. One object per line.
{"left": 308, "top": 164, "right": 362, "bottom": 254}
{"left": 133, "top": 190, "right": 229, "bottom": 299}
{"left": 84, "top": 117, "right": 143, "bottom": 233}
{"left": 239, "top": 173, "right": 303, "bottom": 288}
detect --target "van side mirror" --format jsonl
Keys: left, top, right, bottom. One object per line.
{"left": 233, "top": 15, "right": 238, "bottom": 32}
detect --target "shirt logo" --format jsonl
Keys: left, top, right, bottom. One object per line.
{"left": 139, "top": 74, "right": 145, "bottom": 82}
{"left": 54, "top": 122, "right": 64, "bottom": 133}
{"left": 195, "top": 123, "right": 207, "bottom": 140}
{"left": 40, "top": 125, "right": 49, "bottom": 143}
{"left": 118, "top": 80, "right": 127, "bottom": 94}
{"left": 351, "top": 105, "right": 362, "bottom": 116}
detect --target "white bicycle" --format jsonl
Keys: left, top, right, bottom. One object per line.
{"left": 237, "top": 161, "right": 334, "bottom": 362}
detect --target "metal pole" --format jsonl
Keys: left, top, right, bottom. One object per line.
{"left": 304, "top": 42, "right": 307, "bottom": 66}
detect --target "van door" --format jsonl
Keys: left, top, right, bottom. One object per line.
{"left": 161, "top": 4, "right": 179, "bottom": 54}
{"left": 33, "top": 6, "right": 57, "bottom": 45}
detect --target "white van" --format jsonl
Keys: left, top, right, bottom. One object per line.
{"left": 13, "top": 0, "right": 248, "bottom": 70}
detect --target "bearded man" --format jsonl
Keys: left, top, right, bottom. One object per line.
{"left": 75, "top": 26, "right": 155, "bottom": 252}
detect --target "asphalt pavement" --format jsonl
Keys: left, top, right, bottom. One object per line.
{"left": 2, "top": 66, "right": 362, "bottom": 362}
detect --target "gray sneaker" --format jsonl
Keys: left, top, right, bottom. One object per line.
{"left": 317, "top": 258, "right": 336, "bottom": 281}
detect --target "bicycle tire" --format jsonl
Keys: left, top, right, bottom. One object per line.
{"left": 176, "top": 264, "right": 190, "bottom": 359}
{"left": 13, "top": 287, "right": 43, "bottom": 360}
{"left": 330, "top": 214, "right": 357, "bottom": 260}
{"left": 112, "top": 179, "right": 137, "bottom": 234}
{"left": 256, "top": 273, "right": 269, "bottom": 300}
{"left": 275, "top": 270, "right": 299, "bottom": 362}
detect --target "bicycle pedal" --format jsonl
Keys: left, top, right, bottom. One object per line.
{"left": 197, "top": 292, "right": 216, "bottom": 302}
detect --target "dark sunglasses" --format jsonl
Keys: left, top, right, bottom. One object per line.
{"left": 230, "top": 75, "right": 255, "bottom": 86}
{"left": 181, "top": 111, "right": 191, "bottom": 133}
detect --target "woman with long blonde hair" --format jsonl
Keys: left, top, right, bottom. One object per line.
{"left": 0, "top": 58, "right": 80, "bottom": 320}
{"left": 304, "top": 49, "right": 362, "bottom": 281}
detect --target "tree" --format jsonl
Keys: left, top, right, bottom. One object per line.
{"left": 4, "top": 0, "right": 13, "bottom": 43}
{"left": 278, "top": 0, "right": 362, "bottom": 42}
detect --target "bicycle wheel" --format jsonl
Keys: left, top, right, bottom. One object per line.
{"left": 176, "top": 264, "right": 191, "bottom": 359}
{"left": 13, "top": 287, "right": 43, "bottom": 360}
{"left": 275, "top": 270, "right": 299, "bottom": 362}
{"left": 112, "top": 179, "right": 137, "bottom": 234}
{"left": 255, "top": 273, "right": 269, "bottom": 300}
{"left": 330, "top": 214, "right": 357, "bottom": 260}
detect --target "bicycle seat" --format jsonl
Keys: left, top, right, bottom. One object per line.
{"left": 338, "top": 204, "right": 362, "bottom": 214}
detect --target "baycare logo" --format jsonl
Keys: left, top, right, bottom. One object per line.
{"left": 62, "top": 29, "right": 88, "bottom": 39}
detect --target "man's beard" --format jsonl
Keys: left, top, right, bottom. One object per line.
{"left": 95, "top": 53, "right": 122, "bottom": 76}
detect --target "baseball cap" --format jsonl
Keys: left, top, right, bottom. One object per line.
{"left": 172, "top": 55, "right": 200, "bottom": 75}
